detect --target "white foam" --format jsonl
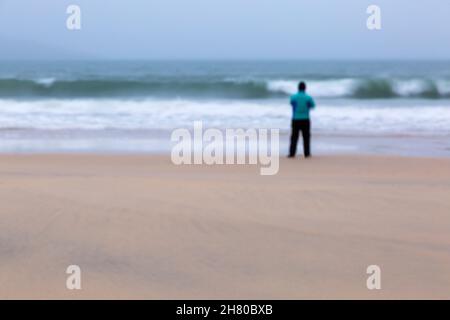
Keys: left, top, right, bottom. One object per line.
{"left": 34, "top": 77, "right": 57, "bottom": 87}
{"left": 436, "top": 80, "right": 450, "bottom": 95}
{"left": 313, "top": 105, "right": 450, "bottom": 135}
{"left": 0, "top": 99, "right": 449, "bottom": 135}
{"left": 393, "top": 79, "right": 428, "bottom": 96}
{"left": 267, "top": 79, "right": 355, "bottom": 97}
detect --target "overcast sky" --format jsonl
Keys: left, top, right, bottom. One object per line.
{"left": 0, "top": 0, "right": 449, "bottom": 60}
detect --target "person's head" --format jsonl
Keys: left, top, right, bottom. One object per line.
{"left": 298, "top": 81, "right": 306, "bottom": 92}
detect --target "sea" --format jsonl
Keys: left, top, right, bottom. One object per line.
{"left": 0, "top": 60, "right": 449, "bottom": 156}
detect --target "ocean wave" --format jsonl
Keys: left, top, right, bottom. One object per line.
{"left": 267, "top": 78, "right": 450, "bottom": 99}
{"left": 0, "top": 78, "right": 449, "bottom": 99}
{"left": 0, "top": 78, "right": 279, "bottom": 99}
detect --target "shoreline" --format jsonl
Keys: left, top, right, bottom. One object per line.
{"left": 1, "top": 154, "right": 450, "bottom": 299}
{"left": 0, "top": 131, "right": 449, "bottom": 157}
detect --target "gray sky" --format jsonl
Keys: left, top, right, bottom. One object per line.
{"left": 0, "top": 0, "right": 449, "bottom": 60}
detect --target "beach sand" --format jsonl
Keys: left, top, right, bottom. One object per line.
{"left": 0, "top": 154, "right": 449, "bottom": 299}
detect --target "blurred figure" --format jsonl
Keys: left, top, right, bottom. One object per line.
{"left": 289, "top": 82, "right": 316, "bottom": 158}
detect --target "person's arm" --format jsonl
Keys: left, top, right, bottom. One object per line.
{"left": 307, "top": 96, "right": 316, "bottom": 109}
{"left": 290, "top": 96, "right": 295, "bottom": 107}
{"left": 290, "top": 97, "right": 297, "bottom": 113}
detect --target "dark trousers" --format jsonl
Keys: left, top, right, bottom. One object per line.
{"left": 289, "top": 119, "right": 311, "bottom": 157}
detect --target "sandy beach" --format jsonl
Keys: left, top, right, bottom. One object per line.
{"left": 0, "top": 154, "right": 449, "bottom": 299}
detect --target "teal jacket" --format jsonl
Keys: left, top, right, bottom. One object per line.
{"left": 290, "top": 91, "right": 316, "bottom": 120}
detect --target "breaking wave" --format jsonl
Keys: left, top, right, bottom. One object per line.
{"left": 0, "top": 77, "right": 449, "bottom": 99}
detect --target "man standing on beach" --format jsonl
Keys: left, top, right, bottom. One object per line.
{"left": 289, "top": 81, "right": 316, "bottom": 158}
